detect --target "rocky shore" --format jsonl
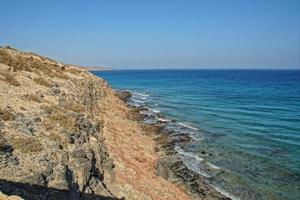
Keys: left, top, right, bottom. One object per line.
{"left": 122, "top": 96, "right": 229, "bottom": 200}
{"left": 0, "top": 46, "right": 226, "bottom": 200}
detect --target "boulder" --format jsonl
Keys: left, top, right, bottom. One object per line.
{"left": 156, "top": 160, "right": 169, "bottom": 180}
{"left": 115, "top": 90, "right": 132, "bottom": 102}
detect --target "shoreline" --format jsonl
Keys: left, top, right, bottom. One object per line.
{"left": 3, "top": 46, "right": 299, "bottom": 200}
{"left": 0, "top": 46, "right": 233, "bottom": 199}
{"left": 0, "top": 46, "right": 194, "bottom": 200}
{"left": 117, "top": 90, "right": 231, "bottom": 200}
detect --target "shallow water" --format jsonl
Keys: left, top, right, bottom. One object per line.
{"left": 93, "top": 69, "right": 300, "bottom": 200}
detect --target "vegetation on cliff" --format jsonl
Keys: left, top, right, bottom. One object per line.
{"left": 0, "top": 46, "right": 196, "bottom": 200}
{"left": 0, "top": 46, "right": 117, "bottom": 199}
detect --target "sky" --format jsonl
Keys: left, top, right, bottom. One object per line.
{"left": 0, "top": 0, "right": 299, "bottom": 69}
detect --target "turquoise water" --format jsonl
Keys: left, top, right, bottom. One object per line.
{"left": 93, "top": 70, "right": 300, "bottom": 200}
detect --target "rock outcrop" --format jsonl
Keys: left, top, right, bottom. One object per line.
{"left": 0, "top": 191, "right": 24, "bottom": 200}
{"left": 0, "top": 46, "right": 193, "bottom": 200}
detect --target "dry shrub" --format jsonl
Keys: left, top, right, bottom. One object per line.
{"left": 39, "top": 66, "right": 56, "bottom": 78}
{"left": 48, "top": 111, "right": 75, "bottom": 132}
{"left": 40, "top": 105, "right": 58, "bottom": 131}
{"left": 33, "top": 76, "right": 51, "bottom": 87}
{"left": 41, "top": 104, "right": 78, "bottom": 132}
{"left": 41, "top": 118, "right": 55, "bottom": 131}
{"left": 66, "top": 102, "right": 84, "bottom": 113}
{"left": 0, "top": 49, "right": 38, "bottom": 72}
{"left": 53, "top": 70, "right": 69, "bottom": 80}
{"left": 0, "top": 50, "right": 15, "bottom": 67}
{"left": 59, "top": 98, "right": 84, "bottom": 113}
{"left": 24, "top": 94, "right": 41, "bottom": 103}
{"left": 40, "top": 66, "right": 69, "bottom": 80}
{"left": 48, "top": 131, "right": 61, "bottom": 143}
{"left": 0, "top": 71, "right": 20, "bottom": 86}
{"left": 20, "top": 107, "right": 26, "bottom": 111}
{"left": 65, "top": 67, "right": 81, "bottom": 75}
{"left": 0, "top": 107, "right": 15, "bottom": 121}
{"left": 0, "top": 134, "right": 6, "bottom": 151}
{"left": 0, "top": 49, "right": 69, "bottom": 79}
{"left": 2, "top": 46, "right": 18, "bottom": 51}
{"left": 11, "top": 136, "right": 43, "bottom": 153}
{"left": 47, "top": 131, "right": 69, "bottom": 148}
{"left": 155, "top": 134, "right": 170, "bottom": 146}
{"left": 0, "top": 133, "right": 12, "bottom": 153}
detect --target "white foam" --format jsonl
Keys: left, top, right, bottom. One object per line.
{"left": 140, "top": 96, "right": 148, "bottom": 100}
{"left": 140, "top": 110, "right": 156, "bottom": 117}
{"left": 128, "top": 102, "right": 142, "bottom": 107}
{"left": 148, "top": 108, "right": 160, "bottom": 113}
{"left": 131, "top": 91, "right": 149, "bottom": 97}
{"left": 207, "top": 162, "right": 221, "bottom": 170}
{"left": 131, "top": 99, "right": 145, "bottom": 104}
{"left": 189, "top": 166, "right": 211, "bottom": 178}
{"left": 211, "top": 185, "right": 240, "bottom": 200}
{"left": 132, "top": 94, "right": 147, "bottom": 100}
{"left": 132, "top": 95, "right": 147, "bottom": 100}
{"left": 177, "top": 122, "right": 199, "bottom": 130}
{"left": 174, "top": 146, "right": 215, "bottom": 177}
{"left": 189, "top": 134, "right": 202, "bottom": 141}
{"left": 157, "top": 117, "right": 171, "bottom": 122}
{"left": 175, "top": 146, "right": 204, "bottom": 162}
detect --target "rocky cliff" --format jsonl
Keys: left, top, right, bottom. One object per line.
{"left": 0, "top": 46, "right": 192, "bottom": 200}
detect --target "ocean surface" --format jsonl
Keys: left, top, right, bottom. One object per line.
{"left": 93, "top": 70, "right": 300, "bottom": 200}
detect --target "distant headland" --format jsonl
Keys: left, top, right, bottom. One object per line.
{"left": 79, "top": 66, "right": 112, "bottom": 71}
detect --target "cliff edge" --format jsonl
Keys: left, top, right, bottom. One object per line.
{"left": 0, "top": 46, "right": 191, "bottom": 200}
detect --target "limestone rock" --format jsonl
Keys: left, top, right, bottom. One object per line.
{"left": 0, "top": 191, "right": 24, "bottom": 200}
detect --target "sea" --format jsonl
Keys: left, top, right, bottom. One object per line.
{"left": 93, "top": 69, "right": 300, "bottom": 200}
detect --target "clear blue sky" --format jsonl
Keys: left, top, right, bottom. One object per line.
{"left": 0, "top": 0, "right": 299, "bottom": 69}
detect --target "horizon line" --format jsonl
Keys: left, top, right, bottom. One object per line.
{"left": 110, "top": 67, "right": 300, "bottom": 70}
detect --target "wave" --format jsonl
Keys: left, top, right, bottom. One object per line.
{"left": 148, "top": 108, "right": 160, "bottom": 113}
{"left": 126, "top": 90, "right": 238, "bottom": 198}
{"left": 132, "top": 95, "right": 148, "bottom": 100}
{"left": 175, "top": 146, "right": 212, "bottom": 178}
{"left": 128, "top": 91, "right": 214, "bottom": 179}
{"left": 128, "top": 91, "right": 150, "bottom": 103}
{"left": 177, "top": 122, "right": 199, "bottom": 131}
{"left": 131, "top": 91, "right": 149, "bottom": 97}
{"left": 175, "top": 146, "right": 204, "bottom": 162}
{"left": 189, "top": 134, "right": 202, "bottom": 141}
{"left": 210, "top": 185, "right": 240, "bottom": 200}
{"left": 131, "top": 99, "right": 145, "bottom": 104}
{"left": 128, "top": 102, "right": 143, "bottom": 107}
{"left": 156, "top": 117, "right": 171, "bottom": 122}
{"left": 207, "top": 162, "right": 221, "bottom": 170}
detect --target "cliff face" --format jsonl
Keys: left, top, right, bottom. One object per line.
{"left": 0, "top": 47, "right": 191, "bottom": 200}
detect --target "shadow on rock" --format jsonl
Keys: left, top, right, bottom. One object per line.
{"left": 0, "top": 179, "right": 122, "bottom": 200}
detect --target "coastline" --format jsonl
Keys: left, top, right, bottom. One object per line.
{"left": 115, "top": 90, "right": 229, "bottom": 200}
{"left": 98, "top": 87, "right": 193, "bottom": 200}
{"left": 0, "top": 46, "right": 228, "bottom": 200}
{"left": 0, "top": 47, "right": 192, "bottom": 200}
{"left": 96, "top": 70, "right": 300, "bottom": 200}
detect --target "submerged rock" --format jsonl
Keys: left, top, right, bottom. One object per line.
{"left": 115, "top": 90, "right": 132, "bottom": 102}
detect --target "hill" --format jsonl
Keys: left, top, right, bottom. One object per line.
{"left": 0, "top": 46, "right": 195, "bottom": 200}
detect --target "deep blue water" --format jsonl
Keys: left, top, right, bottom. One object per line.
{"left": 93, "top": 70, "right": 300, "bottom": 200}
